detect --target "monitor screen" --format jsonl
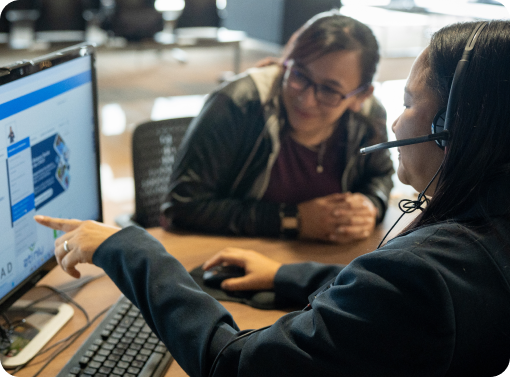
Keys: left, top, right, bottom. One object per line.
{"left": 0, "top": 44, "right": 102, "bottom": 312}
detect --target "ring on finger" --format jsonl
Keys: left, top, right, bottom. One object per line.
{"left": 63, "top": 240, "right": 70, "bottom": 253}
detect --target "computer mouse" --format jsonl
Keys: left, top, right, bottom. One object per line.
{"left": 202, "top": 265, "right": 245, "bottom": 289}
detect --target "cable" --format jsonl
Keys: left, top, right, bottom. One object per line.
{"left": 3, "top": 278, "right": 106, "bottom": 374}
{"left": 22, "top": 273, "right": 106, "bottom": 311}
{"left": 28, "top": 306, "right": 111, "bottom": 377}
{"left": 377, "top": 161, "right": 444, "bottom": 249}
{"left": 208, "top": 326, "right": 271, "bottom": 377}
{"left": 9, "top": 304, "right": 111, "bottom": 376}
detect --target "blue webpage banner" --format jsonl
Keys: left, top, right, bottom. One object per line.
{"left": 32, "top": 133, "right": 70, "bottom": 210}
{"left": 7, "top": 137, "right": 31, "bottom": 158}
{"left": 0, "top": 70, "right": 91, "bottom": 122}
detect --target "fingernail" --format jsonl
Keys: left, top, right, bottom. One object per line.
{"left": 34, "top": 215, "right": 44, "bottom": 220}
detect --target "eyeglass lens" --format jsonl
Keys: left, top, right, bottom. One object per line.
{"left": 285, "top": 65, "right": 344, "bottom": 107}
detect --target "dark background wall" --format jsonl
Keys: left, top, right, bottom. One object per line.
{"left": 222, "top": 0, "right": 340, "bottom": 45}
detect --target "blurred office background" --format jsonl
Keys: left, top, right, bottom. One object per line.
{"left": 0, "top": 0, "right": 507, "bottom": 224}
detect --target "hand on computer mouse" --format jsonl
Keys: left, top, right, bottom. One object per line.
{"left": 202, "top": 265, "right": 246, "bottom": 290}
{"left": 202, "top": 248, "right": 282, "bottom": 291}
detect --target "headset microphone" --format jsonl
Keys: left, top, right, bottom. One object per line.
{"left": 360, "top": 21, "right": 488, "bottom": 156}
{"left": 360, "top": 131, "right": 448, "bottom": 155}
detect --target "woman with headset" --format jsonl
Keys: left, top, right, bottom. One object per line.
{"left": 36, "top": 20, "right": 510, "bottom": 376}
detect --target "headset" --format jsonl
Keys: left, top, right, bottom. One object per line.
{"left": 360, "top": 21, "right": 489, "bottom": 155}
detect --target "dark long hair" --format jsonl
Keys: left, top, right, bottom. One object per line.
{"left": 281, "top": 10, "right": 380, "bottom": 86}
{"left": 411, "top": 20, "right": 510, "bottom": 229}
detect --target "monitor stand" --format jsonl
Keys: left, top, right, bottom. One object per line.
{"left": 0, "top": 300, "right": 74, "bottom": 368}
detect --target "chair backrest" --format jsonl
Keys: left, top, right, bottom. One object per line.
{"left": 35, "top": 0, "right": 87, "bottom": 31}
{"left": 175, "top": 0, "right": 220, "bottom": 29}
{"left": 131, "top": 117, "right": 193, "bottom": 228}
{"left": 104, "top": 0, "right": 164, "bottom": 41}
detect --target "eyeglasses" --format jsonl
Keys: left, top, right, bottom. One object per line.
{"left": 283, "top": 59, "right": 369, "bottom": 108}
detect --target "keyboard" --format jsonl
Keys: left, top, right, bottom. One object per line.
{"left": 57, "top": 295, "right": 173, "bottom": 377}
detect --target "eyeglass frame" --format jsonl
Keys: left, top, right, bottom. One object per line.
{"left": 282, "top": 59, "right": 370, "bottom": 108}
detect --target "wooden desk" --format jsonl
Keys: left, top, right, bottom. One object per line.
{"left": 13, "top": 204, "right": 414, "bottom": 376}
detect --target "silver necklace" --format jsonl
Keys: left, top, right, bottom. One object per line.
{"left": 316, "top": 140, "right": 327, "bottom": 173}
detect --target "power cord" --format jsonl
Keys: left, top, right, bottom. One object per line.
{"left": 1, "top": 274, "right": 109, "bottom": 375}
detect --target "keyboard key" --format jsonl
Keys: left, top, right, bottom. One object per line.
{"left": 119, "top": 317, "right": 135, "bottom": 328}
{"left": 100, "top": 330, "right": 111, "bottom": 340}
{"left": 147, "top": 337, "right": 159, "bottom": 344}
{"left": 88, "top": 360, "right": 102, "bottom": 369}
{"left": 92, "top": 355, "right": 106, "bottom": 363}
{"left": 112, "top": 367, "right": 126, "bottom": 375}
{"left": 102, "top": 343, "right": 115, "bottom": 351}
{"left": 127, "top": 366, "right": 141, "bottom": 374}
{"left": 138, "top": 352, "right": 163, "bottom": 377}
{"left": 104, "top": 360, "right": 116, "bottom": 368}
{"left": 117, "top": 361, "right": 130, "bottom": 369}
{"left": 79, "top": 357, "right": 90, "bottom": 368}
{"left": 107, "top": 338, "right": 119, "bottom": 345}
{"left": 108, "top": 354, "right": 121, "bottom": 362}
{"left": 136, "top": 354, "right": 148, "bottom": 362}
{"left": 125, "top": 349, "right": 138, "bottom": 357}
{"left": 140, "top": 349, "right": 152, "bottom": 356}
{"left": 143, "top": 343, "right": 156, "bottom": 350}
{"left": 83, "top": 367, "right": 97, "bottom": 375}
{"left": 132, "top": 360, "right": 144, "bottom": 368}
{"left": 121, "top": 355, "right": 134, "bottom": 363}
{"left": 97, "top": 348, "right": 110, "bottom": 357}
{"left": 99, "top": 366, "right": 112, "bottom": 374}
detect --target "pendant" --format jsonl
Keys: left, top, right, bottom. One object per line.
{"left": 316, "top": 165, "right": 324, "bottom": 173}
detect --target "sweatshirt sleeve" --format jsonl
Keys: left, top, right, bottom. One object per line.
{"left": 93, "top": 226, "right": 456, "bottom": 377}
{"left": 92, "top": 226, "right": 240, "bottom": 377}
{"left": 161, "top": 83, "right": 282, "bottom": 238}
{"left": 274, "top": 262, "right": 345, "bottom": 307}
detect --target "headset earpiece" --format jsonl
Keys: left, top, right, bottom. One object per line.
{"left": 360, "top": 21, "right": 488, "bottom": 156}
{"left": 431, "top": 108, "right": 447, "bottom": 149}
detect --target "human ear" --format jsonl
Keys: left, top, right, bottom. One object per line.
{"left": 348, "top": 85, "right": 374, "bottom": 112}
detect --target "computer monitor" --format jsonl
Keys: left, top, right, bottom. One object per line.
{"left": 0, "top": 44, "right": 102, "bottom": 367}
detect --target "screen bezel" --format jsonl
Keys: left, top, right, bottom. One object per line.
{"left": 0, "top": 43, "right": 103, "bottom": 313}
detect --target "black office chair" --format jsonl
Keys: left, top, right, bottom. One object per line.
{"left": 0, "top": 8, "right": 10, "bottom": 39}
{"left": 34, "top": 0, "right": 87, "bottom": 32}
{"left": 115, "top": 117, "right": 193, "bottom": 229}
{"left": 175, "top": 0, "right": 220, "bottom": 29}
{"left": 102, "top": 0, "right": 164, "bottom": 41}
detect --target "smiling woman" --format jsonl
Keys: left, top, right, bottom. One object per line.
{"left": 161, "top": 10, "right": 394, "bottom": 244}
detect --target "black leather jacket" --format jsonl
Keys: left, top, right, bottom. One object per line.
{"left": 161, "top": 66, "right": 394, "bottom": 237}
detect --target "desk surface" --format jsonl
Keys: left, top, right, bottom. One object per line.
{"left": 13, "top": 204, "right": 415, "bottom": 376}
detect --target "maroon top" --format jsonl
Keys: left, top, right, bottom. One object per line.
{"left": 262, "top": 129, "right": 346, "bottom": 205}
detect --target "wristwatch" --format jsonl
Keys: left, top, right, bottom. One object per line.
{"left": 279, "top": 204, "right": 300, "bottom": 239}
